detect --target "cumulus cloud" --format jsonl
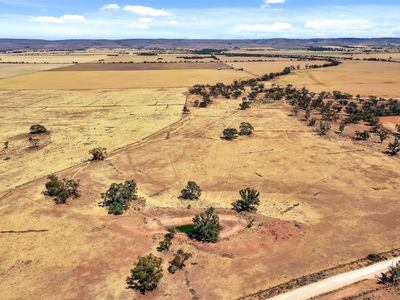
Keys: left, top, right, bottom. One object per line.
{"left": 31, "top": 14, "right": 85, "bottom": 24}
{"left": 304, "top": 19, "right": 373, "bottom": 30}
{"left": 123, "top": 5, "right": 170, "bottom": 17}
{"left": 100, "top": 4, "right": 120, "bottom": 12}
{"left": 263, "top": 0, "right": 285, "bottom": 7}
{"left": 167, "top": 20, "right": 179, "bottom": 25}
{"left": 237, "top": 22, "right": 292, "bottom": 32}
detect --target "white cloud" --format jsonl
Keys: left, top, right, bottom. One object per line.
{"left": 265, "top": 0, "right": 286, "bottom": 4}
{"left": 237, "top": 22, "right": 292, "bottom": 32}
{"left": 101, "top": 4, "right": 120, "bottom": 12}
{"left": 123, "top": 5, "right": 170, "bottom": 17}
{"left": 304, "top": 19, "right": 373, "bottom": 30}
{"left": 167, "top": 20, "right": 179, "bottom": 25}
{"left": 31, "top": 14, "right": 85, "bottom": 24}
{"left": 138, "top": 17, "right": 153, "bottom": 23}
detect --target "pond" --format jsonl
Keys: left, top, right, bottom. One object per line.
{"left": 175, "top": 224, "right": 195, "bottom": 233}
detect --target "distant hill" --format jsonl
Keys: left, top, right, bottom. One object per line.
{"left": 0, "top": 38, "right": 399, "bottom": 51}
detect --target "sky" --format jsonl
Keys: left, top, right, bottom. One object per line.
{"left": 0, "top": 0, "right": 399, "bottom": 39}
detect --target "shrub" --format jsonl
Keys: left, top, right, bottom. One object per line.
{"left": 126, "top": 254, "right": 163, "bottom": 294}
{"left": 89, "top": 147, "right": 107, "bottom": 161}
{"left": 354, "top": 131, "right": 370, "bottom": 141}
{"left": 316, "top": 122, "right": 331, "bottom": 136}
{"left": 28, "top": 137, "right": 40, "bottom": 148}
{"left": 179, "top": 181, "right": 202, "bottom": 200}
{"left": 378, "top": 261, "right": 399, "bottom": 286}
{"left": 222, "top": 128, "right": 238, "bottom": 140}
{"left": 339, "top": 121, "right": 346, "bottom": 134}
{"left": 157, "top": 230, "right": 175, "bottom": 252}
{"left": 44, "top": 175, "right": 80, "bottom": 204}
{"left": 308, "top": 118, "right": 317, "bottom": 127}
{"left": 239, "top": 122, "right": 254, "bottom": 136}
{"left": 388, "top": 137, "right": 400, "bottom": 156}
{"left": 239, "top": 101, "right": 250, "bottom": 110}
{"left": 376, "top": 127, "right": 389, "bottom": 143}
{"left": 190, "top": 207, "right": 220, "bottom": 243}
{"left": 168, "top": 249, "right": 192, "bottom": 274}
{"left": 232, "top": 188, "right": 260, "bottom": 213}
{"left": 101, "top": 180, "right": 137, "bottom": 215}
{"left": 30, "top": 124, "right": 47, "bottom": 134}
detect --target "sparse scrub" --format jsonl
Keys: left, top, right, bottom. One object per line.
{"left": 44, "top": 175, "right": 80, "bottom": 204}
{"left": 101, "top": 180, "right": 137, "bottom": 215}
{"left": 157, "top": 230, "right": 175, "bottom": 252}
{"left": 316, "top": 122, "right": 331, "bottom": 136}
{"left": 354, "top": 131, "right": 370, "bottom": 141}
{"left": 388, "top": 137, "right": 400, "bottom": 156}
{"left": 126, "top": 254, "right": 163, "bottom": 294}
{"left": 30, "top": 124, "right": 47, "bottom": 134}
{"left": 28, "top": 137, "right": 40, "bottom": 148}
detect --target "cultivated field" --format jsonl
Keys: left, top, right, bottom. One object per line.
{"left": 0, "top": 53, "right": 107, "bottom": 64}
{"left": 0, "top": 63, "right": 69, "bottom": 79}
{"left": 275, "top": 61, "right": 400, "bottom": 98}
{"left": 0, "top": 69, "right": 250, "bottom": 90}
{"left": 102, "top": 54, "right": 217, "bottom": 63}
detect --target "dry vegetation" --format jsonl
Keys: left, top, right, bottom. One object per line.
{"left": 0, "top": 47, "right": 399, "bottom": 300}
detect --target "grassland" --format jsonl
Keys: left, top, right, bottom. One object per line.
{"left": 0, "top": 63, "right": 70, "bottom": 79}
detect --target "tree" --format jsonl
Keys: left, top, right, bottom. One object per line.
{"left": 239, "top": 122, "right": 254, "bottom": 136}
{"left": 126, "top": 254, "right": 163, "bottom": 294}
{"left": 232, "top": 188, "right": 260, "bottom": 213}
{"left": 44, "top": 175, "right": 80, "bottom": 204}
{"left": 157, "top": 230, "right": 175, "bottom": 252}
{"left": 179, "top": 181, "right": 202, "bottom": 200}
{"left": 89, "top": 147, "right": 107, "bottom": 161}
{"left": 339, "top": 121, "right": 346, "bottom": 134}
{"left": 222, "top": 128, "right": 238, "bottom": 140}
{"left": 30, "top": 124, "right": 47, "bottom": 134}
{"left": 308, "top": 118, "right": 317, "bottom": 127}
{"left": 376, "top": 127, "right": 389, "bottom": 143}
{"left": 101, "top": 180, "right": 137, "bottom": 215}
{"left": 316, "top": 122, "right": 331, "bottom": 136}
{"left": 190, "top": 207, "right": 220, "bottom": 243}
{"left": 378, "top": 261, "right": 399, "bottom": 286}
{"left": 354, "top": 131, "right": 370, "bottom": 141}
{"left": 388, "top": 137, "right": 400, "bottom": 156}
{"left": 239, "top": 101, "right": 250, "bottom": 110}
{"left": 168, "top": 249, "right": 192, "bottom": 274}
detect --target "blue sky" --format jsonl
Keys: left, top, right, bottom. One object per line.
{"left": 0, "top": 0, "right": 399, "bottom": 39}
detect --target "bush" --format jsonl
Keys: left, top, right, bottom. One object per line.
{"left": 316, "top": 122, "right": 331, "bottom": 136}
{"left": 308, "top": 118, "right": 317, "bottom": 127}
{"left": 354, "top": 131, "right": 370, "bottom": 141}
{"left": 101, "top": 180, "right": 137, "bottom": 215}
{"left": 190, "top": 207, "right": 220, "bottom": 243}
{"left": 239, "top": 101, "right": 250, "bottom": 110}
{"left": 232, "top": 188, "right": 260, "bottom": 212}
{"left": 157, "top": 230, "right": 175, "bottom": 252}
{"left": 239, "top": 122, "right": 254, "bottom": 136}
{"left": 376, "top": 127, "right": 389, "bottom": 143}
{"left": 89, "top": 147, "right": 107, "bottom": 161}
{"left": 168, "top": 249, "right": 192, "bottom": 274}
{"left": 378, "top": 261, "right": 399, "bottom": 286}
{"left": 179, "top": 181, "right": 202, "bottom": 200}
{"left": 30, "top": 124, "right": 47, "bottom": 134}
{"left": 222, "top": 128, "right": 238, "bottom": 140}
{"left": 44, "top": 175, "right": 80, "bottom": 204}
{"left": 388, "top": 137, "right": 400, "bottom": 156}
{"left": 126, "top": 254, "right": 163, "bottom": 294}
{"left": 28, "top": 137, "right": 40, "bottom": 148}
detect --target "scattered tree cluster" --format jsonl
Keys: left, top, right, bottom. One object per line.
{"left": 222, "top": 122, "right": 254, "bottom": 140}
{"left": 179, "top": 181, "right": 202, "bottom": 200}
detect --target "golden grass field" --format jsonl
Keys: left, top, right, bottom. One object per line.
{"left": 0, "top": 49, "right": 399, "bottom": 300}
{"left": 0, "top": 54, "right": 108, "bottom": 64}
{"left": 275, "top": 61, "right": 400, "bottom": 98}
{"left": 0, "top": 63, "right": 70, "bottom": 78}
{"left": 0, "top": 88, "right": 186, "bottom": 193}
{"left": 0, "top": 69, "right": 251, "bottom": 90}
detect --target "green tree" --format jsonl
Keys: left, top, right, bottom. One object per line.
{"left": 232, "top": 188, "right": 260, "bottom": 213}
{"left": 101, "top": 180, "right": 137, "bottom": 215}
{"left": 126, "top": 254, "right": 163, "bottom": 294}
{"left": 30, "top": 124, "right": 47, "bottom": 134}
{"left": 239, "top": 122, "right": 254, "bottom": 136}
{"left": 168, "top": 249, "right": 192, "bottom": 274}
{"left": 376, "top": 127, "right": 389, "bottom": 143}
{"left": 239, "top": 101, "right": 250, "bottom": 110}
{"left": 388, "top": 137, "right": 400, "bottom": 156}
{"left": 354, "top": 131, "right": 370, "bottom": 141}
{"left": 316, "top": 121, "right": 331, "bottom": 136}
{"left": 89, "top": 147, "right": 107, "bottom": 161}
{"left": 179, "top": 181, "right": 202, "bottom": 200}
{"left": 222, "top": 128, "right": 238, "bottom": 140}
{"left": 190, "top": 207, "right": 220, "bottom": 243}
{"left": 44, "top": 175, "right": 80, "bottom": 204}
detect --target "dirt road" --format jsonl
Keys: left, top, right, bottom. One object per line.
{"left": 269, "top": 256, "right": 400, "bottom": 300}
